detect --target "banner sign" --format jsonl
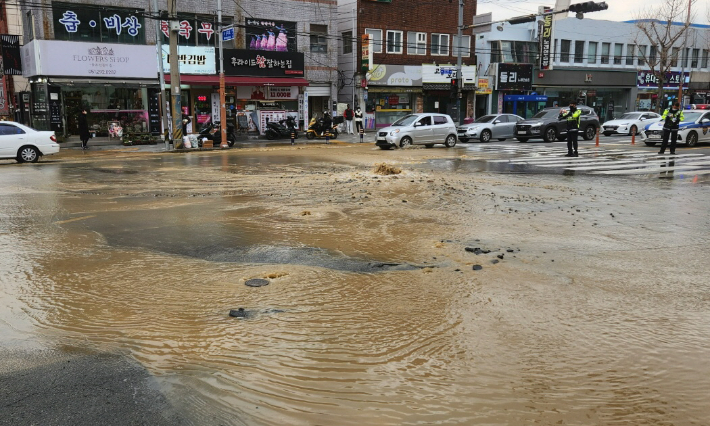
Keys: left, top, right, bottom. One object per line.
{"left": 367, "top": 64, "right": 422, "bottom": 86}
{"left": 361, "top": 34, "right": 370, "bottom": 72}
{"left": 497, "top": 63, "right": 533, "bottom": 91}
{"left": 223, "top": 49, "right": 304, "bottom": 77}
{"left": 245, "top": 19, "right": 297, "bottom": 52}
{"left": 637, "top": 71, "right": 689, "bottom": 89}
{"left": 21, "top": 40, "right": 157, "bottom": 78}
{"left": 53, "top": 2, "right": 145, "bottom": 45}
{"left": 161, "top": 46, "right": 216, "bottom": 75}
{"left": 476, "top": 77, "right": 492, "bottom": 95}
{"left": 160, "top": 14, "right": 226, "bottom": 47}
{"left": 422, "top": 64, "right": 476, "bottom": 85}
{"left": 211, "top": 92, "right": 220, "bottom": 123}
{"left": 236, "top": 86, "right": 298, "bottom": 100}
{"left": 0, "top": 76, "right": 8, "bottom": 115}
{"left": 1, "top": 35, "right": 22, "bottom": 75}
{"left": 539, "top": 14, "right": 553, "bottom": 70}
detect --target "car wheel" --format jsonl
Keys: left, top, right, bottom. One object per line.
{"left": 306, "top": 131, "right": 316, "bottom": 140}
{"left": 480, "top": 129, "right": 492, "bottom": 143}
{"left": 497, "top": 138, "right": 506, "bottom": 141}
{"left": 644, "top": 142, "right": 656, "bottom": 146}
{"left": 424, "top": 144, "right": 434, "bottom": 148}
{"left": 459, "top": 137, "right": 469, "bottom": 143}
{"left": 686, "top": 131, "right": 698, "bottom": 147}
{"left": 444, "top": 134, "right": 457, "bottom": 148}
{"left": 629, "top": 125, "right": 638, "bottom": 136}
{"left": 399, "top": 136, "right": 412, "bottom": 148}
{"left": 543, "top": 127, "right": 557, "bottom": 142}
{"left": 582, "top": 125, "right": 596, "bottom": 140}
{"left": 516, "top": 138, "right": 529, "bottom": 142}
{"left": 17, "top": 146, "right": 40, "bottom": 163}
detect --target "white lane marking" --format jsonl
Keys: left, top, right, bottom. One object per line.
{"left": 593, "top": 165, "right": 704, "bottom": 175}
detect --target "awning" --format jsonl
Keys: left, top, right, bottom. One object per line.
{"left": 164, "top": 75, "right": 309, "bottom": 86}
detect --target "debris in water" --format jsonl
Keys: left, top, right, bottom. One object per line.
{"left": 245, "top": 278, "right": 270, "bottom": 287}
{"left": 229, "top": 308, "right": 247, "bottom": 318}
{"left": 473, "top": 265, "right": 483, "bottom": 271}
{"left": 497, "top": 254, "right": 504, "bottom": 259}
{"left": 301, "top": 211, "right": 312, "bottom": 216}
{"left": 491, "top": 259, "right": 499, "bottom": 264}
{"left": 373, "top": 163, "right": 402, "bottom": 175}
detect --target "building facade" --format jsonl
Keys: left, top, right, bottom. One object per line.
{"left": 337, "top": 0, "right": 477, "bottom": 128}
{"left": 20, "top": 0, "right": 338, "bottom": 137}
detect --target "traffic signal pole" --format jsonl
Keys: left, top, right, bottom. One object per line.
{"left": 455, "top": 0, "right": 464, "bottom": 124}
{"left": 218, "top": 0, "right": 227, "bottom": 148}
{"left": 168, "top": 0, "right": 182, "bottom": 148}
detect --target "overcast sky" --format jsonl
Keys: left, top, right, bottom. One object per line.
{"left": 477, "top": 0, "right": 710, "bottom": 24}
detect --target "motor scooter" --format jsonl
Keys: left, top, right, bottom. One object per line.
{"left": 198, "top": 122, "right": 236, "bottom": 147}
{"left": 265, "top": 116, "right": 298, "bottom": 140}
{"left": 306, "top": 116, "right": 339, "bottom": 139}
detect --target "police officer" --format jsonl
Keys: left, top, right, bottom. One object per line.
{"left": 658, "top": 102, "right": 684, "bottom": 155}
{"left": 558, "top": 101, "right": 582, "bottom": 157}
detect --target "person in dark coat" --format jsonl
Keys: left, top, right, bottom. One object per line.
{"left": 78, "top": 110, "right": 90, "bottom": 150}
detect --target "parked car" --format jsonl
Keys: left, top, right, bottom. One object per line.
{"left": 0, "top": 121, "right": 59, "bottom": 163}
{"left": 514, "top": 106, "right": 600, "bottom": 142}
{"left": 640, "top": 109, "right": 710, "bottom": 147}
{"left": 457, "top": 114, "right": 524, "bottom": 143}
{"left": 375, "top": 113, "right": 458, "bottom": 150}
{"left": 601, "top": 112, "right": 661, "bottom": 136}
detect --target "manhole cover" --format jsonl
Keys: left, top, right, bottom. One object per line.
{"left": 245, "top": 278, "right": 270, "bottom": 287}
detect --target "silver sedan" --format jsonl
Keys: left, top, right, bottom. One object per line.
{"left": 457, "top": 114, "right": 524, "bottom": 143}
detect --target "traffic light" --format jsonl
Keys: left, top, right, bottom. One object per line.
{"left": 508, "top": 14, "right": 537, "bottom": 25}
{"left": 450, "top": 79, "right": 458, "bottom": 98}
{"left": 568, "top": 1, "right": 608, "bottom": 14}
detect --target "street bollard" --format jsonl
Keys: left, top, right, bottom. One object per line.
{"left": 359, "top": 128, "right": 364, "bottom": 143}
{"left": 325, "top": 130, "right": 330, "bottom": 144}
{"left": 595, "top": 127, "right": 599, "bottom": 147}
{"left": 631, "top": 127, "right": 636, "bottom": 145}
{"left": 291, "top": 132, "right": 295, "bottom": 145}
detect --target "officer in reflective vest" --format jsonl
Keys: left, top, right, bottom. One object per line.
{"left": 658, "top": 102, "right": 684, "bottom": 155}
{"left": 558, "top": 101, "right": 582, "bottom": 157}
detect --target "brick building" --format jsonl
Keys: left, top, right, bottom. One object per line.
{"left": 20, "top": 0, "right": 338, "bottom": 137}
{"left": 337, "top": 0, "right": 476, "bottom": 128}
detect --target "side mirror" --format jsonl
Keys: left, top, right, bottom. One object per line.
{"left": 493, "top": 120, "right": 500, "bottom": 124}
{"left": 413, "top": 123, "right": 419, "bottom": 127}
{"left": 702, "top": 118, "right": 710, "bottom": 123}
{"left": 639, "top": 117, "right": 645, "bottom": 121}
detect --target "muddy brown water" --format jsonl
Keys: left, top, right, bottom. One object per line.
{"left": 1, "top": 145, "right": 709, "bottom": 425}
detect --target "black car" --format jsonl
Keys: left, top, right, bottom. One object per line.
{"left": 514, "top": 107, "right": 600, "bottom": 142}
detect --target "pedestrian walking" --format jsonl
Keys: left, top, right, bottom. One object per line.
{"left": 343, "top": 104, "right": 354, "bottom": 134}
{"left": 658, "top": 102, "right": 684, "bottom": 155}
{"left": 78, "top": 109, "right": 90, "bottom": 150}
{"left": 354, "top": 107, "right": 363, "bottom": 134}
{"left": 558, "top": 101, "right": 581, "bottom": 157}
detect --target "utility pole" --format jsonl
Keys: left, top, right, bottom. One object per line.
{"left": 455, "top": 0, "right": 464, "bottom": 124}
{"left": 677, "top": 0, "right": 692, "bottom": 107}
{"left": 218, "top": 0, "right": 227, "bottom": 147}
{"left": 153, "top": 0, "right": 170, "bottom": 150}
{"left": 168, "top": 0, "right": 182, "bottom": 147}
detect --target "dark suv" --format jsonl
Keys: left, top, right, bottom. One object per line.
{"left": 514, "top": 107, "right": 600, "bottom": 142}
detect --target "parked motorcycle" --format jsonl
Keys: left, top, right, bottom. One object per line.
{"left": 306, "top": 116, "right": 340, "bottom": 139}
{"left": 198, "top": 121, "right": 236, "bottom": 147}
{"left": 265, "top": 116, "right": 298, "bottom": 140}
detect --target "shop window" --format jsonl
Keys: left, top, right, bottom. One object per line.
{"left": 490, "top": 40, "right": 501, "bottom": 63}
{"left": 342, "top": 31, "right": 353, "bottom": 54}
{"left": 500, "top": 41, "right": 513, "bottom": 62}
{"left": 453, "top": 35, "right": 470, "bottom": 57}
{"left": 386, "top": 30, "right": 403, "bottom": 54}
{"left": 601, "top": 42, "right": 610, "bottom": 64}
{"left": 637, "top": 45, "right": 646, "bottom": 66}
{"left": 310, "top": 24, "right": 328, "bottom": 53}
{"left": 702, "top": 50, "right": 709, "bottom": 68}
{"left": 649, "top": 45, "right": 657, "bottom": 64}
{"left": 53, "top": 2, "right": 146, "bottom": 44}
{"left": 574, "top": 40, "right": 584, "bottom": 63}
{"left": 587, "top": 42, "right": 597, "bottom": 64}
{"left": 626, "top": 45, "right": 635, "bottom": 65}
{"left": 407, "top": 32, "right": 426, "bottom": 55}
{"left": 613, "top": 43, "right": 622, "bottom": 65}
{"left": 365, "top": 28, "right": 382, "bottom": 53}
{"left": 431, "top": 33, "right": 449, "bottom": 56}
{"left": 691, "top": 49, "right": 699, "bottom": 68}
{"left": 560, "top": 39, "right": 570, "bottom": 62}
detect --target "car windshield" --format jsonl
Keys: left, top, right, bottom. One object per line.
{"left": 475, "top": 115, "right": 496, "bottom": 123}
{"left": 392, "top": 115, "right": 420, "bottom": 126}
{"left": 620, "top": 113, "right": 641, "bottom": 120}
{"left": 681, "top": 112, "right": 703, "bottom": 122}
{"left": 532, "top": 109, "right": 560, "bottom": 119}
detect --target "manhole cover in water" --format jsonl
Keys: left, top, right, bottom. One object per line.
{"left": 245, "top": 279, "right": 270, "bottom": 287}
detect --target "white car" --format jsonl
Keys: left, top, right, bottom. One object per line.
{"left": 0, "top": 121, "right": 59, "bottom": 163}
{"left": 457, "top": 114, "right": 524, "bottom": 143}
{"left": 641, "top": 109, "right": 710, "bottom": 147}
{"left": 375, "top": 113, "right": 458, "bottom": 149}
{"left": 602, "top": 112, "right": 661, "bottom": 136}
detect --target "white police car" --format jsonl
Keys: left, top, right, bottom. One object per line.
{"left": 641, "top": 109, "right": 710, "bottom": 147}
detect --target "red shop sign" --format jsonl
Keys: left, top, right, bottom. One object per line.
{"left": 389, "top": 95, "right": 399, "bottom": 105}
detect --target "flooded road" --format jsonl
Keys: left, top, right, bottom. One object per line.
{"left": 1, "top": 144, "right": 710, "bottom": 425}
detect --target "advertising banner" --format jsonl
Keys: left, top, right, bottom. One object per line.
{"left": 160, "top": 15, "right": 224, "bottom": 47}
{"left": 245, "top": 19, "right": 297, "bottom": 53}
{"left": 0, "top": 76, "right": 8, "bottom": 115}
{"left": 21, "top": 40, "right": 157, "bottom": 78}
{"left": 236, "top": 86, "right": 298, "bottom": 100}
{"left": 223, "top": 49, "right": 304, "bottom": 77}
{"left": 1, "top": 35, "right": 22, "bottom": 75}
{"left": 53, "top": 2, "right": 145, "bottom": 45}
{"left": 476, "top": 77, "right": 492, "bottom": 95}
{"left": 637, "top": 71, "right": 689, "bottom": 89}
{"left": 211, "top": 92, "right": 220, "bottom": 123}
{"left": 539, "top": 14, "right": 553, "bottom": 70}
{"left": 361, "top": 34, "right": 370, "bottom": 73}
{"left": 497, "top": 63, "right": 533, "bottom": 91}
{"left": 161, "top": 46, "right": 216, "bottom": 75}
{"left": 422, "top": 64, "right": 476, "bottom": 85}
{"left": 367, "top": 64, "right": 422, "bottom": 86}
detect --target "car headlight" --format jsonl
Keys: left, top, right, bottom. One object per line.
{"left": 390, "top": 129, "right": 400, "bottom": 136}
{"left": 618, "top": 123, "right": 629, "bottom": 126}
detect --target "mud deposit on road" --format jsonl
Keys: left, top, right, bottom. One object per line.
{"left": 1, "top": 144, "right": 709, "bottom": 425}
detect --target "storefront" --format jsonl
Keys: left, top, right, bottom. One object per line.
{"left": 502, "top": 95, "right": 548, "bottom": 118}
{"left": 365, "top": 64, "right": 422, "bottom": 128}
{"left": 422, "top": 64, "right": 476, "bottom": 122}
{"left": 21, "top": 40, "right": 159, "bottom": 137}
{"left": 494, "top": 63, "right": 535, "bottom": 117}
{"left": 221, "top": 48, "right": 308, "bottom": 134}
{"left": 533, "top": 69, "right": 637, "bottom": 122}
{"left": 635, "top": 71, "right": 690, "bottom": 112}
{"left": 475, "top": 77, "right": 492, "bottom": 118}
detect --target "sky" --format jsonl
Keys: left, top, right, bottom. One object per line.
{"left": 477, "top": 0, "right": 710, "bottom": 25}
